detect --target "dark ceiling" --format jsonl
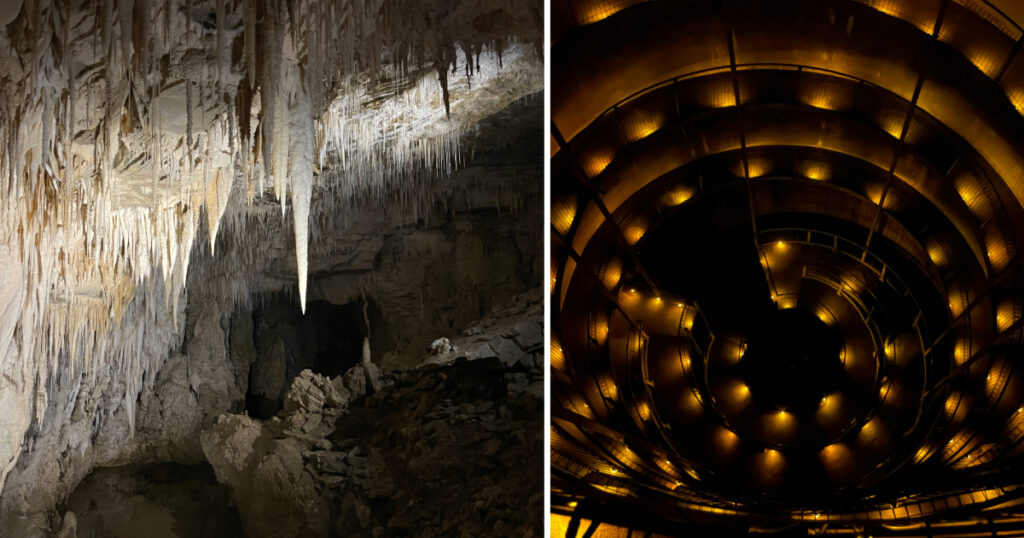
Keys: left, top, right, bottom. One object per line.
{"left": 550, "top": 0, "right": 1024, "bottom": 535}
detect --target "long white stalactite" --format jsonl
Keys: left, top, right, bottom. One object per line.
{"left": 0, "top": 0, "right": 541, "bottom": 497}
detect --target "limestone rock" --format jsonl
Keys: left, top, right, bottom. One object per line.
{"left": 199, "top": 291, "right": 542, "bottom": 537}
{"left": 283, "top": 370, "right": 330, "bottom": 414}
{"left": 200, "top": 414, "right": 331, "bottom": 538}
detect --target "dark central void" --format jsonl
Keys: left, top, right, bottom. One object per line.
{"left": 741, "top": 308, "right": 845, "bottom": 413}
{"left": 240, "top": 295, "right": 371, "bottom": 419}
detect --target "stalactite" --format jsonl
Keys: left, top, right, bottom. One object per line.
{"left": 290, "top": 88, "right": 313, "bottom": 313}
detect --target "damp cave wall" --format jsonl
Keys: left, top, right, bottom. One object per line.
{"left": 0, "top": 100, "right": 542, "bottom": 535}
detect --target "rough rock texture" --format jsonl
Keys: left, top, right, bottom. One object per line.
{"left": 130, "top": 296, "right": 250, "bottom": 464}
{"left": 0, "top": 283, "right": 185, "bottom": 537}
{"left": 202, "top": 292, "right": 543, "bottom": 537}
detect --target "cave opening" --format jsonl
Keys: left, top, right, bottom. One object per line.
{"left": 243, "top": 294, "right": 370, "bottom": 419}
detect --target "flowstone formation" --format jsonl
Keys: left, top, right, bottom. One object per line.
{"left": 201, "top": 292, "right": 544, "bottom": 537}
{"left": 0, "top": 0, "right": 540, "bottom": 532}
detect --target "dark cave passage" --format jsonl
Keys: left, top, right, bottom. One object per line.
{"left": 243, "top": 295, "right": 369, "bottom": 419}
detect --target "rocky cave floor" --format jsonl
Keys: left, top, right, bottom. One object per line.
{"left": 60, "top": 292, "right": 543, "bottom": 538}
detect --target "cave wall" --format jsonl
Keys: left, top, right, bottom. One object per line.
{"left": 0, "top": 280, "right": 186, "bottom": 536}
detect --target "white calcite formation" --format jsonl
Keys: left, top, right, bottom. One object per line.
{"left": 0, "top": 0, "right": 541, "bottom": 525}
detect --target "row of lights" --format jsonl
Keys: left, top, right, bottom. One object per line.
{"left": 625, "top": 287, "right": 686, "bottom": 309}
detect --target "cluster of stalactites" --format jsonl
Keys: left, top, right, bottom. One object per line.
{"left": 0, "top": 0, "right": 540, "bottom": 448}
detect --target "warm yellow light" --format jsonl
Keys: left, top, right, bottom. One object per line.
{"left": 757, "top": 448, "right": 786, "bottom": 484}
{"left": 942, "top": 431, "right": 970, "bottom": 459}
{"left": 592, "top": 319, "right": 609, "bottom": 345}
{"left": 551, "top": 338, "right": 566, "bottom": 372}
{"left": 926, "top": 243, "right": 947, "bottom": 268}
{"left": 681, "top": 309, "right": 696, "bottom": 331}
{"left": 682, "top": 389, "right": 704, "bottom": 415}
{"left": 599, "top": 374, "right": 619, "bottom": 401}
{"left": 731, "top": 381, "right": 752, "bottom": 405}
{"left": 624, "top": 223, "right": 646, "bottom": 245}
{"left": 569, "top": 395, "right": 595, "bottom": 419}
{"left": 568, "top": 501, "right": 578, "bottom": 508}
{"left": 861, "top": 0, "right": 936, "bottom": 33}
{"left": 1009, "top": 87, "right": 1024, "bottom": 117}
{"left": 948, "top": 287, "right": 966, "bottom": 317}
{"left": 661, "top": 185, "right": 694, "bottom": 207}
{"left": 637, "top": 401, "right": 652, "bottom": 420}
{"left": 802, "top": 161, "right": 830, "bottom": 181}
{"left": 953, "top": 339, "right": 968, "bottom": 365}
{"left": 599, "top": 257, "right": 623, "bottom": 291}
{"left": 819, "top": 442, "right": 854, "bottom": 477}
{"left": 622, "top": 217, "right": 647, "bottom": 243}
{"left": 676, "top": 302, "right": 683, "bottom": 308}
{"left": 996, "top": 302, "right": 1016, "bottom": 332}
{"left": 986, "top": 228, "right": 1010, "bottom": 271}
{"left": 817, "top": 393, "right": 841, "bottom": 420}
{"left": 768, "top": 409, "right": 795, "bottom": 439}
{"left": 878, "top": 113, "right": 903, "bottom": 139}
{"left": 943, "top": 37, "right": 1001, "bottom": 78}
{"left": 865, "top": 184, "right": 884, "bottom": 205}
{"left": 624, "top": 110, "right": 665, "bottom": 142}
{"left": 776, "top": 240, "right": 786, "bottom": 250}
{"left": 985, "top": 364, "right": 1007, "bottom": 401}
{"left": 714, "top": 426, "right": 740, "bottom": 455}
{"left": 955, "top": 177, "right": 979, "bottom": 206}
{"left": 552, "top": 195, "right": 577, "bottom": 236}
{"left": 802, "top": 86, "right": 850, "bottom": 112}
{"left": 858, "top": 417, "right": 888, "bottom": 448}
{"left": 816, "top": 308, "right": 834, "bottom": 325}
{"left": 574, "top": 0, "right": 641, "bottom": 25}
{"left": 944, "top": 392, "right": 961, "bottom": 417}
{"left": 746, "top": 157, "right": 770, "bottom": 178}
{"left": 593, "top": 484, "right": 630, "bottom": 497}
{"left": 706, "top": 86, "right": 737, "bottom": 109}
{"left": 582, "top": 153, "right": 613, "bottom": 178}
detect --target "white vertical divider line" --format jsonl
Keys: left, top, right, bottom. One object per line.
{"left": 543, "top": 0, "right": 553, "bottom": 533}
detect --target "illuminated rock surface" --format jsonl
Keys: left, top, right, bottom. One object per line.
{"left": 0, "top": 0, "right": 541, "bottom": 533}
